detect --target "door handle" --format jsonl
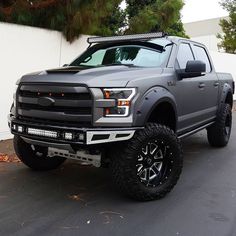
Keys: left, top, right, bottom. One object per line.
{"left": 198, "top": 83, "right": 205, "bottom": 89}
{"left": 214, "top": 82, "right": 219, "bottom": 87}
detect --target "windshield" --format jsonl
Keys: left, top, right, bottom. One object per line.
{"left": 70, "top": 43, "right": 172, "bottom": 68}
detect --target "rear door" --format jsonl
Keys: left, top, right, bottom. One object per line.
{"left": 191, "top": 44, "right": 219, "bottom": 116}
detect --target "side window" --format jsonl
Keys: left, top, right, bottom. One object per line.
{"left": 193, "top": 45, "right": 212, "bottom": 73}
{"left": 177, "top": 43, "right": 194, "bottom": 69}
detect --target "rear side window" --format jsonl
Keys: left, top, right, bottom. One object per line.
{"left": 193, "top": 45, "right": 212, "bottom": 73}
{"left": 177, "top": 43, "right": 194, "bottom": 69}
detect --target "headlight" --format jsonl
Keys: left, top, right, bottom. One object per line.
{"left": 103, "top": 88, "right": 136, "bottom": 117}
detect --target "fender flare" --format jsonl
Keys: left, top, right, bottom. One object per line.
{"left": 219, "top": 83, "right": 233, "bottom": 109}
{"left": 133, "top": 87, "right": 178, "bottom": 130}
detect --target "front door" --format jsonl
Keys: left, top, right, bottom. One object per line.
{"left": 173, "top": 42, "right": 218, "bottom": 133}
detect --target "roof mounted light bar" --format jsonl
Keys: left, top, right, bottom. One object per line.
{"left": 87, "top": 32, "right": 166, "bottom": 44}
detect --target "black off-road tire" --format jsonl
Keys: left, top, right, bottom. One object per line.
{"left": 111, "top": 123, "right": 183, "bottom": 201}
{"left": 207, "top": 104, "right": 232, "bottom": 147}
{"left": 14, "top": 136, "right": 66, "bottom": 171}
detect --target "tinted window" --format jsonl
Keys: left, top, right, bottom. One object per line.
{"left": 71, "top": 45, "right": 172, "bottom": 68}
{"left": 80, "top": 49, "right": 106, "bottom": 66}
{"left": 193, "top": 45, "right": 211, "bottom": 73}
{"left": 177, "top": 43, "right": 194, "bottom": 69}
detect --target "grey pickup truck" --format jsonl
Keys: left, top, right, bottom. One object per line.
{"left": 9, "top": 33, "right": 234, "bottom": 201}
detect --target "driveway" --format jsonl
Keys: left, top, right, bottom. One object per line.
{"left": 0, "top": 114, "right": 236, "bottom": 236}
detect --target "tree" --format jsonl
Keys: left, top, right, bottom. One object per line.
{"left": 0, "top": 0, "right": 187, "bottom": 41}
{"left": 63, "top": 0, "right": 125, "bottom": 40}
{"left": 218, "top": 0, "right": 236, "bottom": 54}
{"left": 0, "top": 0, "right": 125, "bottom": 42}
{"left": 125, "top": 0, "right": 188, "bottom": 37}
{"left": 0, "top": 0, "right": 70, "bottom": 33}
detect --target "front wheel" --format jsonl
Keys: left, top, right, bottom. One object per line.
{"left": 14, "top": 136, "right": 66, "bottom": 171}
{"left": 207, "top": 104, "right": 232, "bottom": 147}
{"left": 111, "top": 123, "right": 183, "bottom": 201}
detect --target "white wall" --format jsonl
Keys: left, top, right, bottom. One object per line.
{"left": 184, "top": 17, "right": 226, "bottom": 38}
{"left": 0, "top": 22, "right": 89, "bottom": 140}
{"left": 191, "top": 35, "right": 221, "bottom": 52}
{"left": 210, "top": 51, "right": 236, "bottom": 99}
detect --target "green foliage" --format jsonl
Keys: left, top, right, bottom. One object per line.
{"left": 0, "top": 0, "right": 68, "bottom": 32}
{"left": 218, "top": 0, "right": 236, "bottom": 54}
{"left": 0, "top": 0, "right": 187, "bottom": 42}
{"left": 126, "top": 0, "right": 156, "bottom": 18}
{"left": 125, "top": 0, "right": 188, "bottom": 37}
{"left": 0, "top": 0, "right": 124, "bottom": 41}
{"left": 62, "top": 0, "right": 125, "bottom": 41}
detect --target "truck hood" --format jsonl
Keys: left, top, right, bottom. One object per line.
{"left": 19, "top": 66, "right": 163, "bottom": 87}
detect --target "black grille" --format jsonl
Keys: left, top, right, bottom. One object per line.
{"left": 17, "top": 84, "right": 93, "bottom": 125}
{"left": 20, "top": 90, "right": 91, "bottom": 100}
{"left": 19, "top": 103, "right": 91, "bottom": 115}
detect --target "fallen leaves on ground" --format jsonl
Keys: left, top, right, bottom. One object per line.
{"left": 68, "top": 192, "right": 100, "bottom": 206}
{"left": 99, "top": 211, "right": 124, "bottom": 224}
{"left": 0, "top": 153, "right": 21, "bottom": 163}
{"left": 68, "top": 194, "right": 86, "bottom": 203}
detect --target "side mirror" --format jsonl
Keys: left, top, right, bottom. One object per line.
{"left": 177, "top": 60, "right": 206, "bottom": 79}
{"left": 63, "top": 64, "right": 68, "bottom": 67}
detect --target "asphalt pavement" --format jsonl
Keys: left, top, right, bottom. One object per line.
{"left": 0, "top": 114, "right": 236, "bottom": 236}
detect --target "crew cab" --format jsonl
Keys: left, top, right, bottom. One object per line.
{"left": 9, "top": 33, "right": 234, "bottom": 201}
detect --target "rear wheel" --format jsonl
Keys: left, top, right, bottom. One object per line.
{"left": 14, "top": 136, "right": 66, "bottom": 171}
{"left": 111, "top": 123, "right": 183, "bottom": 201}
{"left": 207, "top": 104, "right": 232, "bottom": 147}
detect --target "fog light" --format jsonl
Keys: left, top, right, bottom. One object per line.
{"left": 78, "top": 133, "right": 85, "bottom": 141}
{"left": 64, "top": 132, "right": 73, "bottom": 140}
{"left": 18, "top": 126, "right": 23, "bottom": 133}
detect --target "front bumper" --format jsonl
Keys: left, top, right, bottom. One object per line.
{"left": 8, "top": 115, "right": 141, "bottom": 145}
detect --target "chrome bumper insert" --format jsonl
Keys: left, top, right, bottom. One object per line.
{"left": 86, "top": 130, "right": 135, "bottom": 145}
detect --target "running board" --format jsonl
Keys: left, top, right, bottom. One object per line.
{"left": 178, "top": 122, "right": 214, "bottom": 139}
{"left": 48, "top": 147, "right": 101, "bottom": 167}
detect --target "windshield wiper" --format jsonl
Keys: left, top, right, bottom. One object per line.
{"left": 102, "top": 63, "right": 136, "bottom": 67}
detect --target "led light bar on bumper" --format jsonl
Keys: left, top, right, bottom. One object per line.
{"left": 103, "top": 88, "right": 136, "bottom": 117}
{"left": 28, "top": 128, "right": 58, "bottom": 138}
{"left": 11, "top": 123, "right": 85, "bottom": 142}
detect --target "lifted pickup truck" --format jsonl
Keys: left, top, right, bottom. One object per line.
{"left": 9, "top": 33, "right": 234, "bottom": 201}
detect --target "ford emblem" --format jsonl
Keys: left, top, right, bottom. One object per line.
{"left": 38, "top": 97, "right": 55, "bottom": 107}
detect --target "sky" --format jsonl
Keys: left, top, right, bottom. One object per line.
{"left": 182, "top": 0, "right": 228, "bottom": 23}
{"left": 120, "top": 0, "right": 228, "bottom": 23}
